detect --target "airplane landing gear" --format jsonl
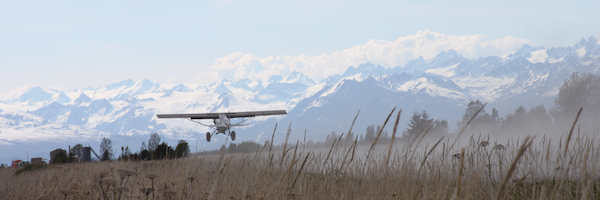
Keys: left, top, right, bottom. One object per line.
{"left": 206, "top": 132, "right": 211, "bottom": 142}
{"left": 230, "top": 131, "right": 236, "bottom": 141}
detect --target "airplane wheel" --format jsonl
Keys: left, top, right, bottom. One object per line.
{"left": 206, "top": 132, "right": 211, "bottom": 142}
{"left": 231, "top": 131, "right": 236, "bottom": 141}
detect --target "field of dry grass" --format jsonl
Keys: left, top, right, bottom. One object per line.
{"left": 2, "top": 130, "right": 600, "bottom": 200}
{"left": 2, "top": 110, "right": 600, "bottom": 199}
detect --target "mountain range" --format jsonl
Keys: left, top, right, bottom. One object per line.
{"left": 1, "top": 36, "right": 599, "bottom": 163}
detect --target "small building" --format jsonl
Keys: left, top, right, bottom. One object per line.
{"left": 50, "top": 149, "right": 67, "bottom": 164}
{"left": 11, "top": 160, "right": 22, "bottom": 168}
{"left": 31, "top": 157, "right": 44, "bottom": 165}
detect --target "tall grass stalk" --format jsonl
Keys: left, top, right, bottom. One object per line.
{"left": 366, "top": 106, "right": 396, "bottom": 163}
{"left": 565, "top": 107, "right": 583, "bottom": 157}
{"left": 386, "top": 109, "right": 402, "bottom": 172}
{"left": 495, "top": 136, "right": 534, "bottom": 200}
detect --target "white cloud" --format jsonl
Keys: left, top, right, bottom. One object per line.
{"left": 208, "top": 30, "right": 531, "bottom": 82}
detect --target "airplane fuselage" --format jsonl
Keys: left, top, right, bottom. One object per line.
{"left": 214, "top": 114, "right": 230, "bottom": 133}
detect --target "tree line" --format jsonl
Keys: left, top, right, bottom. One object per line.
{"left": 100, "top": 133, "right": 191, "bottom": 161}
{"left": 48, "top": 133, "right": 191, "bottom": 164}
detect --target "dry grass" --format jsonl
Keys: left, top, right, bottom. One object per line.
{"left": 1, "top": 112, "right": 600, "bottom": 199}
{"left": 1, "top": 133, "right": 599, "bottom": 200}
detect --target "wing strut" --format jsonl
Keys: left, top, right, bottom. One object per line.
{"left": 188, "top": 119, "right": 215, "bottom": 127}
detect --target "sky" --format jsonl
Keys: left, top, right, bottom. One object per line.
{"left": 1, "top": 0, "right": 599, "bottom": 96}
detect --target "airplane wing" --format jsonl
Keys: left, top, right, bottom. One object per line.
{"left": 156, "top": 113, "right": 220, "bottom": 119}
{"left": 226, "top": 110, "right": 287, "bottom": 118}
{"left": 156, "top": 110, "right": 287, "bottom": 119}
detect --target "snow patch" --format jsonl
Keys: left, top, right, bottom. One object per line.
{"left": 528, "top": 49, "right": 548, "bottom": 64}
{"left": 395, "top": 78, "right": 466, "bottom": 99}
{"left": 548, "top": 56, "right": 564, "bottom": 64}
{"left": 320, "top": 81, "right": 345, "bottom": 98}
{"left": 544, "top": 87, "right": 560, "bottom": 97}
{"left": 579, "top": 60, "right": 593, "bottom": 65}
{"left": 246, "top": 80, "right": 260, "bottom": 88}
{"left": 576, "top": 47, "right": 587, "bottom": 58}
{"left": 425, "top": 63, "right": 458, "bottom": 77}
{"left": 452, "top": 75, "right": 515, "bottom": 101}
{"left": 509, "top": 71, "right": 550, "bottom": 94}
{"left": 302, "top": 83, "right": 326, "bottom": 98}
{"left": 306, "top": 100, "right": 324, "bottom": 111}
{"left": 258, "top": 95, "right": 276, "bottom": 101}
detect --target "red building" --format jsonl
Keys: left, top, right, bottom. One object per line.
{"left": 11, "top": 160, "right": 22, "bottom": 168}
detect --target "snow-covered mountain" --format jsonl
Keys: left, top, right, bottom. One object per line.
{"left": 1, "top": 36, "right": 599, "bottom": 163}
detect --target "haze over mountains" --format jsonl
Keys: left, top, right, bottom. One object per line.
{"left": 1, "top": 36, "right": 599, "bottom": 163}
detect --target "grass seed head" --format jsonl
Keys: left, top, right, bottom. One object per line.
{"left": 145, "top": 174, "right": 159, "bottom": 180}
{"left": 187, "top": 176, "right": 195, "bottom": 183}
{"left": 453, "top": 153, "right": 462, "bottom": 159}
{"left": 479, "top": 141, "right": 489, "bottom": 147}
{"left": 494, "top": 144, "right": 505, "bottom": 150}
{"left": 117, "top": 169, "right": 137, "bottom": 178}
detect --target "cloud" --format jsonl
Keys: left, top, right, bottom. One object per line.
{"left": 209, "top": 30, "right": 531, "bottom": 82}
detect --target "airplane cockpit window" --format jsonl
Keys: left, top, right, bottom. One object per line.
{"left": 214, "top": 119, "right": 221, "bottom": 124}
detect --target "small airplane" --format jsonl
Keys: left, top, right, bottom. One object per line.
{"left": 156, "top": 110, "right": 287, "bottom": 142}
